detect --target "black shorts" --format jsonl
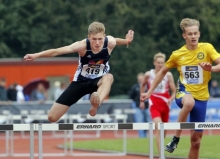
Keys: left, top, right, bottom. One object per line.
{"left": 56, "top": 77, "right": 101, "bottom": 106}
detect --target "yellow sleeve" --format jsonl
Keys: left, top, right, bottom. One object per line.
{"left": 165, "top": 52, "right": 177, "bottom": 68}
{"left": 208, "top": 43, "right": 220, "bottom": 61}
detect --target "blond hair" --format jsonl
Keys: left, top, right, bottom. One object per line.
{"left": 137, "top": 72, "right": 144, "bottom": 77}
{"left": 88, "top": 22, "right": 105, "bottom": 35}
{"left": 180, "top": 18, "right": 200, "bottom": 32}
{"left": 154, "top": 52, "right": 166, "bottom": 61}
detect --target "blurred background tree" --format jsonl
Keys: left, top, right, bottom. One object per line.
{"left": 1, "top": 0, "right": 220, "bottom": 96}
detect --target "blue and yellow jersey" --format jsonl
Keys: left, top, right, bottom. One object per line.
{"left": 165, "top": 43, "right": 220, "bottom": 100}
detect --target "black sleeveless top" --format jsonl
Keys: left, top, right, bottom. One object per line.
{"left": 73, "top": 37, "right": 111, "bottom": 81}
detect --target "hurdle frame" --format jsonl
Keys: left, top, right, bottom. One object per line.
{"left": 0, "top": 122, "right": 154, "bottom": 158}
{"left": 1, "top": 113, "right": 131, "bottom": 157}
{"left": 35, "top": 122, "right": 155, "bottom": 158}
{"left": 159, "top": 122, "right": 220, "bottom": 159}
{"left": 0, "top": 124, "right": 34, "bottom": 158}
{"left": 8, "top": 113, "right": 69, "bottom": 157}
{"left": 113, "top": 108, "right": 138, "bottom": 138}
{"left": 0, "top": 113, "right": 11, "bottom": 157}
{"left": 68, "top": 114, "right": 102, "bottom": 139}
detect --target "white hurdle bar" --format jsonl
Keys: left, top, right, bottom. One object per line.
{"left": 68, "top": 114, "right": 128, "bottom": 155}
{"left": 113, "top": 109, "right": 137, "bottom": 138}
{"left": 159, "top": 122, "right": 220, "bottom": 159}
{"left": 0, "top": 124, "right": 34, "bottom": 159}
{"left": 4, "top": 113, "right": 68, "bottom": 157}
{"left": 0, "top": 123, "right": 155, "bottom": 159}
{"left": 68, "top": 114, "right": 117, "bottom": 139}
{"left": 36, "top": 123, "right": 155, "bottom": 159}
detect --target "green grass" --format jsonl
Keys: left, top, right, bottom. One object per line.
{"left": 64, "top": 135, "right": 220, "bottom": 159}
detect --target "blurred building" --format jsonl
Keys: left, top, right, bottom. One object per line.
{"left": 0, "top": 57, "right": 78, "bottom": 100}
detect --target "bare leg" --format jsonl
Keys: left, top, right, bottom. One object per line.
{"left": 96, "top": 73, "right": 114, "bottom": 102}
{"left": 165, "top": 94, "right": 195, "bottom": 153}
{"left": 48, "top": 102, "right": 69, "bottom": 122}
{"left": 89, "top": 73, "right": 114, "bottom": 116}
{"left": 175, "top": 94, "right": 195, "bottom": 137}
{"left": 188, "top": 130, "right": 203, "bottom": 159}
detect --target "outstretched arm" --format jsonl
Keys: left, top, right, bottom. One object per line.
{"left": 115, "top": 30, "right": 134, "bottom": 46}
{"left": 167, "top": 72, "right": 176, "bottom": 105}
{"left": 140, "top": 66, "right": 170, "bottom": 101}
{"left": 211, "top": 57, "right": 220, "bottom": 72}
{"left": 24, "top": 39, "right": 86, "bottom": 61}
{"left": 140, "top": 72, "right": 149, "bottom": 95}
{"left": 139, "top": 71, "right": 149, "bottom": 109}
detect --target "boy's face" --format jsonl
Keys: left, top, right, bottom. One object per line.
{"left": 154, "top": 57, "right": 165, "bottom": 71}
{"left": 182, "top": 26, "right": 200, "bottom": 47}
{"left": 88, "top": 32, "right": 105, "bottom": 52}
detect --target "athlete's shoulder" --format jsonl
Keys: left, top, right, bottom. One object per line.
{"left": 198, "top": 42, "right": 211, "bottom": 46}
{"left": 198, "top": 42, "right": 214, "bottom": 49}
{"left": 76, "top": 38, "right": 87, "bottom": 46}
{"left": 166, "top": 71, "right": 174, "bottom": 78}
{"left": 172, "top": 45, "right": 187, "bottom": 54}
{"left": 167, "top": 45, "right": 186, "bottom": 61}
{"left": 167, "top": 71, "right": 173, "bottom": 75}
{"left": 106, "top": 35, "right": 115, "bottom": 43}
{"left": 69, "top": 39, "right": 87, "bottom": 54}
{"left": 106, "top": 36, "right": 116, "bottom": 49}
{"left": 144, "top": 70, "right": 151, "bottom": 76}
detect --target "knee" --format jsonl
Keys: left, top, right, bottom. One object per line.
{"left": 48, "top": 113, "right": 58, "bottom": 123}
{"left": 190, "top": 135, "right": 201, "bottom": 149}
{"left": 183, "top": 98, "right": 195, "bottom": 111}
{"left": 105, "top": 73, "right": 114, "bottom": 83}
{"left": 191, "top": 139, "right": 201, "bottom": 149}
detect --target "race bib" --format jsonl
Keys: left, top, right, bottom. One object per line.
{"left": 81, "top": 64, "right": 106, "bottom": 79}
{"left": 153, "top": 81, "right": 166, "bottom": 93}
{"left": 181, "top": 66, "right": 203, "bottom": 84}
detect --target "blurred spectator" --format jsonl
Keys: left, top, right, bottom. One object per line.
{"left": 7, "top": 83, "right": 17, "bottom": 101}
{"left": 129, "top": 73, "right": 149, "bottom": 138}
{"left": 210, "top": 80, "right": 220, "bottom": 98}
{"left": 16, "top": 84, "right": 25, "bottom": 103}
{"left": 53, "top": 81, "right": 61, "bottom": 100}
{"left": 30, "top": 83, "right": 48, "bottom": 102}
{"left": 53, "top": 81, "right": 67, "bottom": 100}
{"left": 0, "top": 77, "right": 8, "bottom": 101}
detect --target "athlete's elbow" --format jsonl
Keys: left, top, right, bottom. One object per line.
{"left": 42, "top": 49, "right": 59, "bottom": 57}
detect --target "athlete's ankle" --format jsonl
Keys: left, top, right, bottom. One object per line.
{"left": 173, "top": 136, "right": 180, "bottom": 142}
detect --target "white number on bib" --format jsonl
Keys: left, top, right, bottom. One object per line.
{"left": 181, "top": 66, "right": 203, "bottom": 84}
{"left": 81, "top": 64, "right": 105, "bottom": 79}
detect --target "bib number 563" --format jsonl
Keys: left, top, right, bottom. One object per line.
{"left": 185, "top": 71, "right": 199, "bottom": 78}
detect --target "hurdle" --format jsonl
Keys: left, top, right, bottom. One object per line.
{"left": 68, "top": 114, "right": 128, "bottom": 155}
{"left": 74, "top": 114, "right": 127, "bottom": 137}
{"left": 0, "top": 123, "right": 68, "bottom": 158}
{"left": 158, "top": 122, "right": 220, "bottom": 159}
{"left": 68, "top": 114, "right": 109, "bottom": 139}
{"left": 55, "top": 114, "right": 128, "bottom": 139}
{"left": 9, "top": 111, "right": 68, "bottom": 156}
{"left": 0, "top": 124, "right": 34, "bottom": 158}
{"left": 20, "top": 110, "right": 70, "bottom": 139}
{"left": 35, "top": 122, "right": 155, "bottom": 159}
{"left": 0, "top": 111, "right": 11, "bottom": 157}
{"left": 0, "top": 123, "right": 154, "bottom": 158}
{"left": 113, "top": 109, "right": 137, "bottom": 138}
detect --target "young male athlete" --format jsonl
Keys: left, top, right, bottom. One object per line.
{"left": 140, "top": 52, "right": 176, "bottom": 156}
{"left": 24, "top": 21, "right": 134, "bottom": 122}
{"left": 140, "top": 18, "right": 220, "bottom": 159}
